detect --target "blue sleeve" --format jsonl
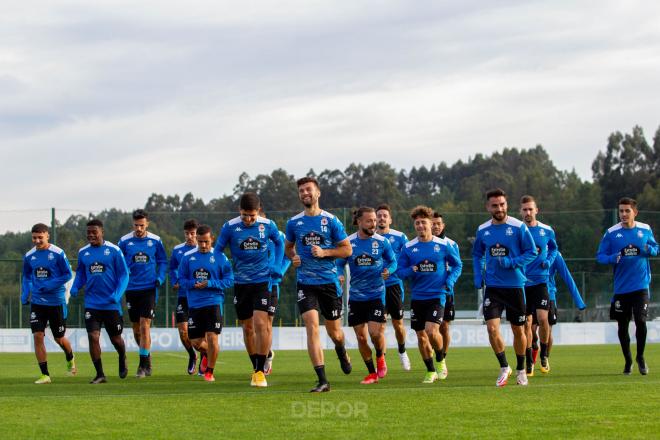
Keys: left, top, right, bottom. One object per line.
{"left": 71, "top": 255, "right": 86, "bottom": 296}
{"left": 214, "top": 223, "right": 230, "bottom": 253}
{"left": 156, "top": 241, "right": 168, "bottom": 285}
{"left": 36, "top": 253, "right": 73, "bottom": 292}
{"left": 113, "top": 249, "right": 130, "bottom": 302}
{"left": 285, "top": 220, "right": 295, "bottom": 243}
{"left": 21, "top": 257, "right": 32, "bottom": 304}
{"left": 269, "top": 223, "right": 285, "bottom": 274}
{"left": 397, "top": 249, "right": 414, "bottom": 279}
{"left": 554, "top": 254, "right": 586, "bottom": 309}
{"left": 178, "top": 257, "right": 195, "bottom": 291}
{"left": 596, "top": 232, "right": 618, "bottom": 265}
{"left": 207, "top": 256, "right": 234, "bottom": 291}
{"left": 646, "top": 230, "right": 659, "bottom": 257}
{"left": 512, "top": 225, "right": 537, "bottom": 268}
{"left": 546, "top": 231, "right": 558, "bottom": 268}
{"left": 332, "top": 217, "right": 348, "bottom": 244}
{"left": 280, "top": 256, "right": 292, "bottom": 278}
{"left": 336, "top": 258, "right": 347, "bottom": 277}
{"left": 445, "top": 245, "right": 463, "bottom": 290}
{"left": 169, "top": 252, "right": 179, "bottom": 286}
{"left": 471, "top": 232, "right": 485, "bottom": 288}
{"left": 383, "top": 240, "right": 397, "bottom": 275}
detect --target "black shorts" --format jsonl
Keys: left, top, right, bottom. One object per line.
{"left": 348, "top": 299, "right": 386, "bottom": 326}
{"left": 175, "top": 296, "right": 189, "bottom": 324}
{"left": 188, "top": 305, "right": 223, "bottom": 340}
{"left": 85, "top": 309, "right": 124, "bottom": 337}
{"left": 410, "top": 298, "right": 444, "bottom": 332}
{"left": 443, "top": 295, "right": 455, "bottom": 322}
{"left": 30, "top": 304, "right": 67, "bottom": 338}
{"left": 268, "top": 285, "right": 279, "bottom": 317}
{"left": 297, "top": 283, "right": 343, "bottom": 321}
{"left": 126, "top": 289, "right": 156, "bottom": 322}
{"left": 385, "top": 284, "right": 404, "bottom": 320}
{"left": 483, "top": 287, "right": 526, "bottom": 326}
{"left": 548, "top": 300, "right": 558, "bottom": 325}
{"left": 610, "top": 290, "right": 649, "bottom": 322}
{"left": 525, "top": 283, "right": 550, "bottom": 316}
{"left": 233, "top": 282, "right": 270, "bottom": 320}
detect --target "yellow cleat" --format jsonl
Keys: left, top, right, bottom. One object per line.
{"left": 254, "top": 371, "right": 268, "bottom": 388}
{"left": 540, "top": 357, "right": 550, "bottom": 374}
{"left": 35, "top": 374, "right": 51, "bottom": 384}
{"left": 250, "top": 372, "right": 257, "bottom": 387}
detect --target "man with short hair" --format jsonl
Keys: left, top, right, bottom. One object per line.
{"left": 21, "top": 223, "right": 75, "bottom": 384}
{"left": 119, "top": 209, "right": 168, "bottom": 378}
{"left": 431, "top": 212, "right": 460, "bottom": 378}
{"left": 472, "top": 189, "right": 537, "bottom": 387}
{"left": 215, "top": 192, "right": 283, "bottom": 387}
{"left": 179, "top": 224, "right": 234, "bottom": 382}
{"left": 285, "top": 176, "right": 353, "bottom": 392}
{"left": 375, "top": 204, "right": 411, "bottom": 370}
{"left": 71, "top": 219, "right": 130, "bottom": 384}
{"left": 337, "top": 207, "right": 397, "bottom": 384}
{"left": 169, "top": 218, "right": 207, "bottom": 375}
{"left": 398, "top": 206, "right": 462, "bottom": 384}
{"left": 519, "top": 195, "right": 558, "bottom": 375}
{"left": 597, "top": 197, "right": 658, "bottom": 375}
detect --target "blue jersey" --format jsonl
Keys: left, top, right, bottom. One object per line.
{"left": 215, "top": 216, "right": 283, "bottom": 285}
{"left": 21, "top": 245, "right": 72, "bottom": 306}
{"left": 444, "top": 236, "right": 460, "bottom": 296}
{"left": 337, "top": 233, "right": 397, "bottom": 302}
{"left": 178, "top": 248, "right": 234, "bottom": 309}
{"left": 169, "top": 243, "right": 197, "bottom": 298}
{"left": 596, "top": 222, "right": 658, "bottom": 296}
{"left": 269, "top": 231, "right": 291, "bottom": 288}
{"left": 380, "top": 229, "right": 408, "bottom": 290}
{"left": 71, "top": 241, "right": 129, "bottom": 312}
{"left": 472, "top": 217, "right": 537, "bottom": 289}
{"left": 525, "top": 222, "right": 558, "bottom": 287}
{"left": 118, "top": 232, "right": 168, "bottom": 291}
{"left": 548, "top": 252, "right": 586, "bottom": 309}
{"left": 285, "top": 210, "right": 349, "bottom": 286}
{"left": 397, "top": 236, "right": 462, "bottom": 302}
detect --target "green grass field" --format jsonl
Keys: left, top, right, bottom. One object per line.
{"left": 0, "top": 344, "right": 657, "bottom": 439}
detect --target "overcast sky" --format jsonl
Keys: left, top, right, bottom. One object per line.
{"left": 1, "top": 1, "right": 659, "bottom": 232}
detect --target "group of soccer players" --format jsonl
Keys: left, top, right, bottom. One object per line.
{"left": 20, "top": 178, "right": 657, "bottom": 390}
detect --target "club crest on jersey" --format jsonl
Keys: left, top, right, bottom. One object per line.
{"left": 104, "top": 248, "right": 110, "bottom": 256}
{"left": 484, "top": 231, "right": 491, "bottom": 236}
{"left": 638, "top": 231, "right": 644, "bottom": 238}
{"left": 258, "top": 224, "right": 265, "bottom": 232}
{"left": 372, "top": 241, "right": 379, "bottom": 248}
{"left": 147, "top": 240, "right": 153, "bottom": 247}
{"left": 210, "top": 255, "right": 215, "bottom": 264}
{"left": 539, "top": 229, "right": 546, "bottom": 237}
{"left": 389, "top": 237, "right": 395, "bottom": 243}
{"left": 434, "top": 244, "right": 440, "bottom": 252}
{"left": 85, "top": 311, "right": 91, "bottom": 319}
{"left": 505, "top": 227, "right": 513, "bottom": 236}
{"left": 48, "top": 253, "right": 55, "bottom": 261}
{"left": 321, "top": 217, "right": 328, "bottom": 226}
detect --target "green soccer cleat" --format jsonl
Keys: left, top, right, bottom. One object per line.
{"left": 438, "top": 360, "right": 448, "bottom": 380}
{"left": 66, "top": 358, "right": 77, "bottom": 376}
{"left": 34, "top": 374, "right": 52, "bottom": 384}
{"left": 422, "top": 371, "right": 438, "bottom": 384}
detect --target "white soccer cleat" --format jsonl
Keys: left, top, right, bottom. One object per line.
{"left": 496, "top": 366, "right": 512, "bottom": 387}
{"left": 264, "top": 351, "right": 274, "bottom": 376}
{"left": 398, "top": 352, "right": 411, "bottom": 371}
{"left": 438, "top": 359, "right": 448, "bottom": 380}
{"left": 516, "top": 369, "right": 528, "bottom": 386}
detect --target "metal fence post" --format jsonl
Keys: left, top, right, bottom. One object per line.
{"left": 51, "top": 207, "right": 57, "bottom": 245}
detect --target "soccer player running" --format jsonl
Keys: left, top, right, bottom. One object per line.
{"left": 178, "top": 225, "right": 234, "bottom": 382}
{"left": 519, "top": 195, "right": 558, "bottom": 376}
{"left": 376, "top": 204, "right": 412, "bottom": 370}
{"left": 21, "top": 223, "right": 75, "bottom": 384}
{"left": 596, "top": 197, "right": 658, "bottom": 375}
{"left": 71, "top": 219, "right": 130, "bottom": 384}
{"left": 284, "top": 177, "right": 353, "bottom": 393}
{"left": 431, "top": 212, "right": 460, "bottom": 379}
{"left": 169, "top": 218, "right": 207, "bottom": 375}
{"left": 337, "top": 207, "right": 397, "bottom": 384}
{"left": 215, "top": 193, "right": 283, "bottom": 387}
{"left": 118, "top": 209, "right": 168, "bottom": 378}
{"left": 398, "top": 206, "right": 462, "bottom": 384}
{"left": 472, "top": 189, "right": 537, "bottom": 387}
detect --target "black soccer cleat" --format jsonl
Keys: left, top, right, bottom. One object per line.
{"left": 310, "top": 382, "right": 331, "bottom": 393}
{"left": 90, "top": 375, "right": 107, "bottom": 384}
{"left": 187, "top": 354, "right": 197, "bottom": 375}
{"left": 623, "top": 361, "right": 633, "bottom": 375}
{"left": 119, "top": 356, "right": 128, "bottom": 379}
{"left": 636, "top": 357, "right": 649, "bottom": 376}
{"left": 338, "top": 353, "right": 352, "bottom": 375}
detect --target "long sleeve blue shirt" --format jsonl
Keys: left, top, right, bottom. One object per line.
{"left": 548, "top": 252, "right": 586, "bottom": 309}
{"left": 525, "top": 222, "right": 558, "bottom": 287}
{"left": 178, "top": 248, "right": 234, "bottom": 309}
{"left": 169, "top": 243, "right": 197, "bottom": 298}
{"left": 118, "top": 232, "right": 168, "bottom": 291}
{"left": 21, "top": 245, "right": 72, "bottom": 306}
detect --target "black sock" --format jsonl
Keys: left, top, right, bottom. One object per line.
{"left": 119, "top": 354, "right": 126, "bottom": 370}
{"left": 335, "top": 344, "right": 347, "bottom": 359}
{"left": 516, "top": 355, "right": 525, "bottom": 371}
{"left": 532, "top": 341, "right": 539, "bottom": 350}
{"left": 365, "top": 359, "right": 376, "bottom": 374}
{"left": 39, "top": 361, "right": 49, "bottom": 376}
{"left": 617, "top": 320, "right": 633, "bottom": 364}
{"left": 496, "top": 351, "right": 508, "bottom": 368}
{"left": 314, "top": 365, "right": 328, "bottom": 384}
{"left": 375, "top": 349, "right": 383, "bottom": 358}
{"left": 268, "top": 350, "right": 273, "bottom": 359}
{"left": 525, "top": 348, "right": 533, "bottom": 367}
{"left": 635, "top": 320, "right": 647, "bottom": 360}
{"left": 146, "top": 354, "right": 151, "bottom": 368}
{"left": 186, "top": 346, "right": 196, "bottom": 358}
{"left": 442, "top": 350, "right": 447, "bottom": 359}
{"left": 397, "top": 343, "right": 406, "bottom": 354}
{"left": 435, "top": 350, "right": 445, "bottom": 362}
{"left": 65, "top": 351, "right": 74, "bottom": 362}
{"left": 255, "top": 354, "right": 266, "bottom": 373}
{"left": 139, "top": 355, "right": 148, "bottom": 368}
{"left": 206, "top": 367, "right": 214, "bottom": 374}
{"left": 540, "top": 343, "right": 549, "bottom": 359}
{"left": 249, "top": 354, "right": 257, "bottom": 370}
{"left": 93, "top": 358, "right": 104, "bottom": 377}
{"left": 423, "top": 357, "right": 435, "bottom": 372}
